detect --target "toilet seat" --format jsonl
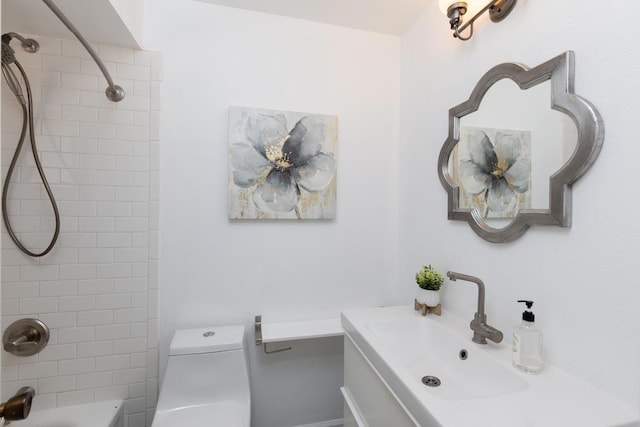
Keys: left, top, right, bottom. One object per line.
{"left": 153, "top": 402, "right": 246, "bottom": 427}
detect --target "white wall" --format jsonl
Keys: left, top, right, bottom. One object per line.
{"left": 1, "top": 35, "right": 160, "bottom": 426}
{"left": 143, "top": 2, "right": 400, "bottom": 426}
{"left": 398, "top": 0, "right": 640, "bottom": 413}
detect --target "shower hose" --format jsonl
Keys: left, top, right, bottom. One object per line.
{"left": 2, "top": 56, "right": 60, "bottom": 257}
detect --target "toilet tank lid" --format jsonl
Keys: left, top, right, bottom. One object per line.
{"left": 170, "top": 325, "right": 245, "bottom": 355}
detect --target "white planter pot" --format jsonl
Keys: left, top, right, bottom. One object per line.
{"left": 416, "top": 289, "right": 440, "bottom": 307}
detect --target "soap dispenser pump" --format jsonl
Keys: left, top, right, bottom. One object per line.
{"left": 512, "top": 300, "right": 543, "bottom": 374}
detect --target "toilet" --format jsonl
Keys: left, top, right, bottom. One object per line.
{"left": 151, "top": 325, "right": 251, "bottom": 427}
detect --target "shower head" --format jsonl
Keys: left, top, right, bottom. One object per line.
{"left": 1, "top": 40, "right": 26, "bottom": 104}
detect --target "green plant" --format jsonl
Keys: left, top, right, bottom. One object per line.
{"left": 415, "top": 265, "right": 444, "bottom": 291}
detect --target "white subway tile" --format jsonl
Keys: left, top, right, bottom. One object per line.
{"left": 114, "top": 248, "right": 148, "bottom": 263}
{"left": 98, "top": 140, "right": 133, "bottom": 156}
{"left": 79, "top": 122, "right": 116, "bottom": 139}
{"left": 132, "top": 202, "right": 149, "bottom": 218}
{"left": 97, "top": 233, "right": 131, "bottom": 248}
{"left": 59, "top": 263, "right": 96, "bottom": 280}
{"left": 150, "top": 81, "right": 161, "bottom": 111}
{"left": 96, "top": 354, "right": 130, "bottom": 372}
{"left": 114, "top": 308, "right": 146, "bottom": 324}
{"left": 23, "top": 166, "right": 61, "bottom": 184}
{"left": 39, "top": 312, "right": 77, "bottom": 329}
{"left": 57, "top": 389, "right": 95, "bottom": 406}
{"left": 60, "top": 168, "right": 97, "bottom": 185}
{"left": 147, "top": 291, "right": 158, "bottom": 321}
{"left": 95, "top": 384, "right": 129, "bottom": 401}
{"left": 131, "top": 263, "right": 148, "bottom": 278}
{"left": 115, "top": 187, "right": 148, "bottom": 202}
{"left": 58, "top": 233, "right": 97, "bottom": 248}
{"left": 146, "top": 348, "right": 158, "bottom": 377}
{"left": 43, "top": 55, "right": 80, "bottom": 73}
{"left": 38, "top": 344, "right": 77, "bottom": 361}
{"left": 61, "top": 73, "right": 100, "bottom": 91}
{"left": 126, "top": 412, "right": 146, "bottom": 427}
{"left": 113, "top": 338, "right": 146, "bottom": 355}
{"left": 96, "top": 324, "right": 130, "bottom": 340}
{"left": 78, "top": 279, "right": 114, "bottom": 295}
{"left": 96, "top": 293, "right": 130, "bottom": 310}
{"left": 59, "top": 295, "right": 95, "bottom": 312}
{"left": 80, "top": 90, "right": 117, "bottom": 108}
{"left": 61, "top": 39, "right": 92, "bottom": 59}
{"left": 78, "top": 248, "right": 114, "bottom": 264}
{"left": 2, "top": 281, "right": 39, "bottom": 298}
{"left": 79, "top": 185, "right": 115, "bottom": 201}
{"left": 42, "top": 119, "right": 80, "bottom": 137}
{"left": 150, "top": 54, "right": 163, "bottom": 81}
{"left": 97, "top": 170, "right": 133, "bottom": 187}
{"left": 78, "top": 310, "right": 113, "bottom": 326}
{"left": 132, "top": 142, "right": 150, "bottom": 157}
{"left": 116, "top": 156, "right": 149, "bottom": 172}
{"left": 30, "top": 393, "right": 57, "bottom": 411}
{"left": 61, "top": 105, "right": 99, "bottom": 122}
{"left": 1, "top": 299, "right": 19, "bottom": 315}
{"left": 117, "top": 64, "right": 149, "bottom": 81}
{"left": 78, "top": 153, "right": 116, "bottom": 170}
{"left": 37, "top": 375, "right": 76, "bottom": 393}
{"left": 1, "top": 217, "right": 39, "bottom": 234}
{"left": 134, "top": 111, "right": 149, "bottom": 127}
{"left": 19, "top": 297, "right": 58, "bottom": 314}
{"left": 130, "top": 381, "right": 146, "bottom": 397}
{"left": 50, "top": 184, "right": 79, "bottom": 201}
{"left": 57, "top": 326, "right": 95, "bottom": 343}
{"left": 130, "top": 322, "right": 147, "bottom": 337}
{"left": 114, "top": 278, "right": 147, "bottom": 293}
{"left": 41, "top": 151, "right": 80, "bottom": 168}
{"left": 39, "top": 280, "right": 78, "bottom": 296}
{"left": 78, "top": 217, "right": 114, "bottom": 232}
{"left": 150, "top": 201, "right": 159, "bottom": 229}
{"left": 150, "top": 111, "right": 160, "bottom": 141}
{"left": 34, "top": 102, "right": 62, "bottom": 119}
{"left": 40, "top": 245, "right": 79, "bottom": 265}
{"left": 134, "top": 51, "right": 153, "bottom": 66}
{"left": 133, "top": 81, "right": 150, "bottom": 97}
{"left": 99, "top": 109, "right": 134, "bottom": 125}
{"left": 114, "top": 368, "right": 146, "bottom": 387}
{"left": 58, "top": 358, "right": 95, "bottom": 376}
{"left": 9, "top": 183, "right": 42, "bottom": 199}
{"left": 118, "top": 95, "right": 149, "bottom": 112}
{"left": 99, "top": 45, "right": 135, "bottom": 64}
{"left": 97, "top": 263, "right": 131, "bottom": 279}
{"left": 76, "top": 371, "right": 112, "bottom": 389}
{"left": 60, "top": 136, "right": 98, "bottom": 154}
{"left": 2, "top": 365, "right": 18, "bottom": 382}
{"left": 77, "top": 341, "right": 113, "bottom": 358}
{"left": 116, "top": 125, "right": 149, "bottom": 142}
{"left": 96, "top": 201, "right": 132, "bottom": 217}
{"left": 42, "top": 86, "right": 80, "bottom": 105}
{"left": 28, "top": 70, "right": 61, "bottom": 88}
{"left": 18, "top": 361, "right": 58, "bottom": 380}
{"left": 131, "top": 232, "right": 149, "bottom": 248}
{"left": 20, "top": 265, "right": 58, "bottom": 281}
{"left": 58, "top": 201, "right": 97, "bottom": 216}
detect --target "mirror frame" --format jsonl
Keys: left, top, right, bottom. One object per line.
{"left": 438, "top": 51, "right": 604, "bottom": 243}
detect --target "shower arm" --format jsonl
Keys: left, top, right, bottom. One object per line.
{"left": 41, "top": 0, "right": 125, "bottom": 102}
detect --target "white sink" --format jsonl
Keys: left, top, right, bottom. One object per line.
{"left": 365, "top": 317, "right": 527, "bottom": 401}
{"left": 342, "top": 306, "right": 640, "bottom": 427}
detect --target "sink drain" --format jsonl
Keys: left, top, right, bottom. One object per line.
{"left": 421, "top": 375, "right": 441, "bottom": 387}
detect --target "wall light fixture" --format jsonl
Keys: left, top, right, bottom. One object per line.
{"left": 439, "top": 0, "right": 517, "bottom": 40}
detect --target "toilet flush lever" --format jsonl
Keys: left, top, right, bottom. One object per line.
{"left": 3, "top": 319, "right": 50, "bottom": 357}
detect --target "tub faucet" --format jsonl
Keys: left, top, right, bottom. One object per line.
{"left": 446, "top": 271, "right": 503, "bottom": 344}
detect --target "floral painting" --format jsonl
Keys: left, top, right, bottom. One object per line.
{"left": 228, "top": 107, "right": 337, "bottom": 219}
{"left": 453, "top": 127, "right": 531, "bottom": 219}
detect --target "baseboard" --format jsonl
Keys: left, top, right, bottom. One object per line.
{"left": 293, "top": 418, "right": 344, "bottom": 427}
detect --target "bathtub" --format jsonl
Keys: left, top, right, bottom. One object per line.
{"left": 11, "top": 399, "right": 124, "bottom": 427}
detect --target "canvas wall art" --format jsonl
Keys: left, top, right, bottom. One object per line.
{"left": 228, "top": 106, "right": 337, "bottom": 219}
{"left": 453, "top": 126, "right": 531, "bottom": 219}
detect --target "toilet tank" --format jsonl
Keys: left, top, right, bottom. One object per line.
{"left": 157, "top": 325, "right": 250, "bottom": 422}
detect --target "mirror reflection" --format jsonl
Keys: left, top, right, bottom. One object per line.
{"left": 448, "top": 79, "right": 578, "bottom": 229}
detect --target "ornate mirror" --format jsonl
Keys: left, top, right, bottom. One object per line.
{"left": 438, "top": 51, "right": 604, "bottom": 243}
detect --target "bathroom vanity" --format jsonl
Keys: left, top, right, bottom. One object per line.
{"left": 341, "top": 306, "right": 639, "bottom": 427}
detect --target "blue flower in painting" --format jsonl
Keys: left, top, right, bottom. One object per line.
{"left": 459, "top": 129, "right": 530, "bottom": 215}
{"left": 230, "top": 113, "right": 336, "bottom": 213}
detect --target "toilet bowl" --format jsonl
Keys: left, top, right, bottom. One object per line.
{"left": 151, "top": 325, "right": 250, "bottom": 427}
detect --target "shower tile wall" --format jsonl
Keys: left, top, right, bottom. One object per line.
{"left": 1, "top": 35, "right": 160, "bottom": 427}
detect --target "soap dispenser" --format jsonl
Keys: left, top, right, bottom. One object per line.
{"left": 512, "top": 300, "right": 543, "bottom": 374}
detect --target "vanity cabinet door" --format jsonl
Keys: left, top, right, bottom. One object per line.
{"left": 343, "top": 336, "right": 417, "bottom": 427}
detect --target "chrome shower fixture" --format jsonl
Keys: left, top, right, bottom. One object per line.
{"left": 2, "top": 32, "right": 39, "bottom": 53}
{"left": 40, "top": 0, "right": 125, "bottom": 102}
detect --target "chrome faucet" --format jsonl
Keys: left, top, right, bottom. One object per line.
{"left": 446, "top": 271, "right": 503, "bottom": 344}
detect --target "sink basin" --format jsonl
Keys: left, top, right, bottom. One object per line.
{"left": 365, "top": 317, "right": 527, "bottom": 400}
{"left": 342, "top": 305, "right": 640, "bottom": 427}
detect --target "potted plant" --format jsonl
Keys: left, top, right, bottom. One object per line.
{"left": 415, "top": 265, "right": 444, "bottom": 307}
